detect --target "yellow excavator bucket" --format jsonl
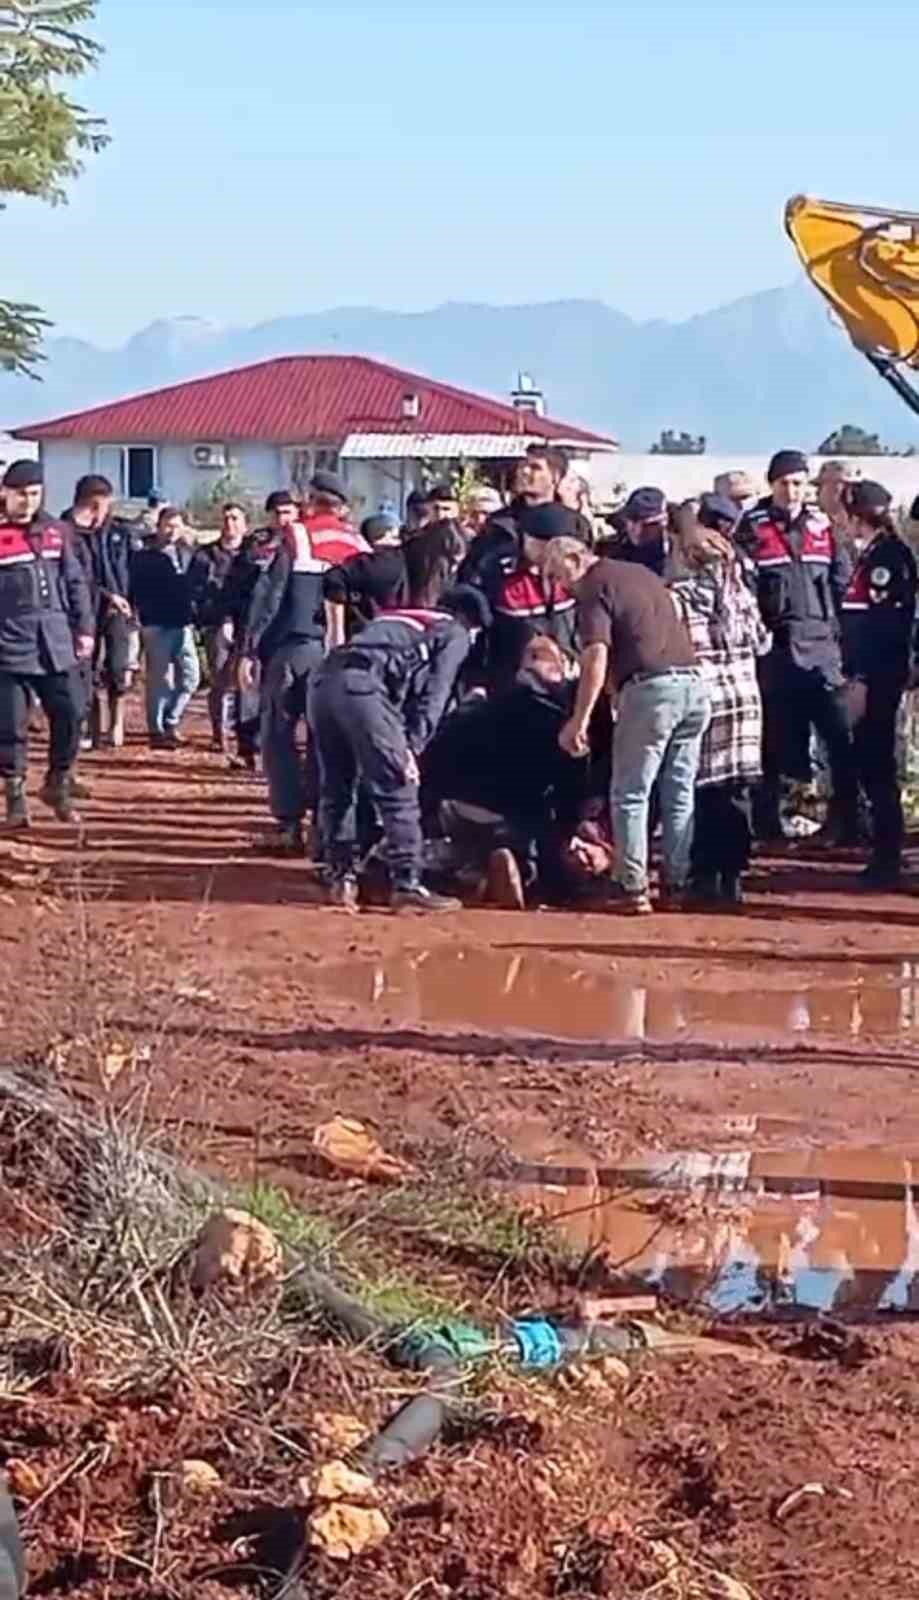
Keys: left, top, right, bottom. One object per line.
{"left": 786, "top": 195, "right": 919, "bottom": 413}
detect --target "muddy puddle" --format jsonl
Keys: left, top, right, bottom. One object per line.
{"left": 515, "top": 1146, "right": 919, "bottom": 1317}
{"left": 327, "top": 945, "right": 919, "bottom": 1045}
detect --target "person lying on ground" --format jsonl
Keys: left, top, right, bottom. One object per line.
{"left": 420, "top": 634, "right": 590, "bottom": 909}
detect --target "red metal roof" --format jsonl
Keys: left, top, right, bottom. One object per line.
{"left": 13, "top": 354, "right": 616, "bottom": 447}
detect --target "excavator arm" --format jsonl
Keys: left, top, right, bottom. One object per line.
{"left": 785, "top": 195, "right": 919, "bottom": 419}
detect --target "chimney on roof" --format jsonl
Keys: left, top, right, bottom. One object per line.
{"left": 511, "top": 371, "right": 545, "bottom": 419}
{"left": 401, "top": 391, "right": 421, "bottom": 421}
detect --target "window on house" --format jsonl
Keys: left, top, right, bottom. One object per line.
{"left": 282, "top": 446, "right": 340, "bottom": 493}
{"left": 94, "top": 446, "right": 158, "bottom": 499}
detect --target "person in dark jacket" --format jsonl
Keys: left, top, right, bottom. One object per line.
{"left": 322, "top": 513, "right": 407, "bottom": 633}
{"left": 198, "top": 502, "right": 248, "bottom": 751}
{"left": 219, "top": 499, "right": 289, "bottom": 769}
{"left": 402, "top": 484, "right": 467, "bottom": 607}
{"left": 477, "top": 501, "right": 583, "bottom": 692}
{"left": 62, "top": 473, "right": 136, "bottom": 749}
{"left": 308, "top": 586, "right": 490, "bottom": 912}
{"left": 457, "top": 443, "right": 569, "bottom": 585}
{"left": 421, "top": 633, "right": 587, "bottom": 908}
{"left": 839, "top": 479, "right": 917, "bottom": 888}
{"left": 601, "top": 486, "right": 671, "bottom": 576}
{"left": 0, "top": 460, "right": 94, "bottom": 826}
{"left": 239, "top": 482, "right": 366, "bottom": 852}
{"left": 736, "top": 448, "right": 858, "bottom": 844}
{"left": 130, "top": 506, "right": 206, "bottom": 749}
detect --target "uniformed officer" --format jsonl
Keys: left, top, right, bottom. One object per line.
{"left": 839, "top": 479, "right": 917, "bottom": 888}
{"left": 736, "top": 448, "right": 858, "bottom": 844}
{"left": 239, "top": 485, "right": 367, "bottom": 852}
{"left": 308, "top": 585, "right": 490, "bottom": 912}
{"left": 0, "top": 460, "right": 93, "bottom": 827}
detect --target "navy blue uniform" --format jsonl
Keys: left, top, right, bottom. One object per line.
{"left": 243, "top": 518, "right": 364, "bottom": 828}
{"left": 0, "top": 514, "right": 92, "bottom": 779}
{"left": 309, "top": 607, "right": 471, "bottom": 887}
{"left": 841, "top": 530, "right": 918, "bottom": 872}
{"left": 737, "top": 498, "right": 857, "bottom": 838}
{"left": 221, "top": 529, "right": 283, "bottom": 760}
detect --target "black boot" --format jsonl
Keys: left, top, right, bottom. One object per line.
{"left": 688, "top": 872, "right": 720, "bottom": 904}
{"left": 4, "top": 778, "right": 29, "bottom": 830}
{"left": 719, "top": 872, "right": 744, "bottom": 905}
{"left": 39, "top": 771, "right": 80, "bottom": 823}
{"left": 859, "top": 858, "right": 901, "bottom": 891}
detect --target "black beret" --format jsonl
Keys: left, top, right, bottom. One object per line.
{"left": 265, "top": 489, "right": 296, "bottom": 513}
{"left": 846, "top": 479, "right": 891, "bottom": 516}
{"left": 3, "top": 459, "right": 43, "bottom": 489}
{"left": 518, "top": 502, "right": 584, "bottom": 542}
{"left": 768, "top": 449, "right": 809, "bottom": 481}
{"left": 309, "top": 469, "right": 349, "bottom": 503}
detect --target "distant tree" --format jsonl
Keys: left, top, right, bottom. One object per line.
{"left": 817, "top": 425, "right": 888, "bottom": 456}
{"left": 650, "top": 429, "right": 706, "bottom": 456}
{"left": 0, "top": 1, "right": 109, "bottom": 376}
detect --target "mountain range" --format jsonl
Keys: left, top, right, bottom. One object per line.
{"left": 3, "top": 279, "right": 916, "bottom": 453}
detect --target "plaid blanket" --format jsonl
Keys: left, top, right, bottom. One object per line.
{"left": 670, "top": 569, "right": 769, "bottom": 789}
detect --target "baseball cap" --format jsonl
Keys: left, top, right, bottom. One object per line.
{"left": 624, "top": 487, "right": 666, "bottom": 523}
{"left": 698, "top": 492, "right": 740, "bottom": 531}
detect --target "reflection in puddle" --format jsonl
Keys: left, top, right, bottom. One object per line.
{"left": 515, "top": 1147, "right": 919, "bottom": 1317}
{"left": 327, "top": 946, "right": 919, "bottom": 1045}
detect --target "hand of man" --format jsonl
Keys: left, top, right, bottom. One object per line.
{"left": 238, "top": 655, "right": 257, "bottom": 691}
{"left": 559, "top": 717, "right": 590, "bottom": 758}
{"left": 404, "top": 750, "right": 420, "bottom": 786}
{"left": 108, "top": 594, "right": 132, "bottom": 617}
{"left": 75, "top": 633, "right": 94, "bottom": 661}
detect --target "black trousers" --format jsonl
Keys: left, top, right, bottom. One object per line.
{"left": 309, "top": 666, "right": 421, "bottom": 886}
{"left": 0, "top": 670, "right": 81, "bottom": 778}
{"left": 756, "top": 652, "right": 858, "bottom": 835}
{"left": 93, "top": 610, "right": 133, "bottom": 695}
{"left": 852, "top": 676, "right": 904, "bottom": 868}
{"left": 691, "top": 782, "right": 753, "bottom": 878}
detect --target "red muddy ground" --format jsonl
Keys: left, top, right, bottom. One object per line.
{"left": 2, "top": 702, "right": 919, "bottom": 1598}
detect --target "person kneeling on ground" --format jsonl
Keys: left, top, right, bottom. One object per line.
{"left": 669, "top": 495, "right": 772, "bottom": 906}
{"left": 545, "top": 535, "right": 710, "bottom": 915}
{"left": 420, "top": 634, "right": 589, "bottom": 909}
{"left": 309, "top": 587, "right": 491, "bottom": 913}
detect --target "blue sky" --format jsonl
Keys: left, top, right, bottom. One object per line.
{"left": 8, "top": 0, "right": 919, "bottom": 344}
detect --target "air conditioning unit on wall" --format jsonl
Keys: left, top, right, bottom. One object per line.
{"left": 190, "top": 443, "right": 227, "bottom": 469}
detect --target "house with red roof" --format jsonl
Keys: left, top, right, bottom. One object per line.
{"left": 12, "top": 354, "right": 616, "bottom": 518}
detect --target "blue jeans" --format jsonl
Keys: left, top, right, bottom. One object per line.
{"left": 611, "top": 668, "right": 711, "bottom": 893}
{"left": 142, "top": 625, "right": 201, "bottom": 737}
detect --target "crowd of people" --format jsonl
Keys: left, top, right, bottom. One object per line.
{"left": 0, "top": 440, "right": 915, "bottom": 914}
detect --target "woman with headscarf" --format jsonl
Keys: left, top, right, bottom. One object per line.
{"left": 669, "top": 495, "right": 772, "bottom": 905}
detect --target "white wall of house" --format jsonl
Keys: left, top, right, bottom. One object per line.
{"left": 585, "top": 451, "right": 919, "bottom": 509}
{"left": 39, "top": 440, "right": 92, "bottom": 515}
{"left": 37, "top": 438, "right": 287, "bottom": 516}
